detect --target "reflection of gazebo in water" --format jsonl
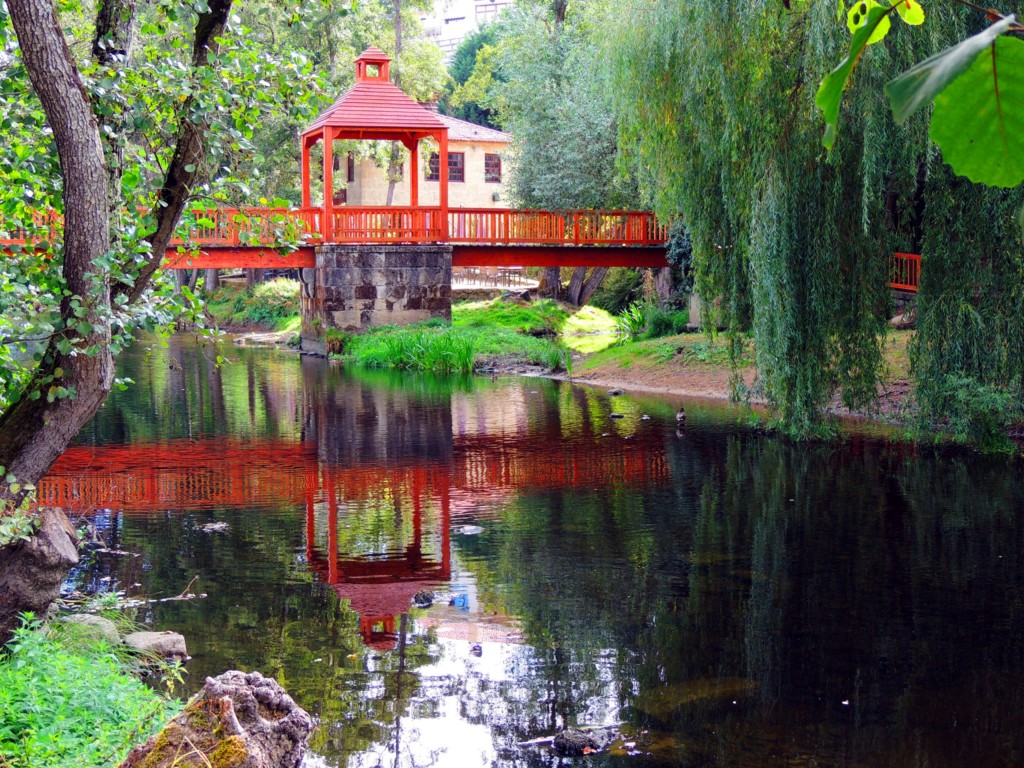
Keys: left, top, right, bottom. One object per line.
{"left": 304, "top": 464, "right": 451, "bottom": 651}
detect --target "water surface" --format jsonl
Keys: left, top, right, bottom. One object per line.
{"left": 45, "top": 336, "right": 1024, "bottom": 767}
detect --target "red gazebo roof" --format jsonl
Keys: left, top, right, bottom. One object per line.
{"left": 301, "top": 47, "right": 448, "bottom": 139}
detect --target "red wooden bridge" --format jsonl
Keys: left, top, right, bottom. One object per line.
{"left": 2, "top": 44, "right": 923, "bottom": 290}
{"left": 0, "top": 205, "right": 669, "bottom": 269}
{"left": 163, "top": 205, "right": 670, "bottom": 269}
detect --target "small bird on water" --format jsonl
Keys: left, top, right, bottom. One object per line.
{"left": 676, "top": 406, "right": 687, "bottom": 425}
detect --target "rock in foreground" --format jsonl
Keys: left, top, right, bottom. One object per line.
{"left": 123, "top": 630, "right": 189, "bottom": 662}
{"left": 119, "top": 670, "right": 313, "bottom": 768}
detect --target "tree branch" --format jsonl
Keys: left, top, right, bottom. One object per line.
{"left": 121, "top": 0, "right": 234, "bottom": 305}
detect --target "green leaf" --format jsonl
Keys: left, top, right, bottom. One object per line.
{"left": 121, "top": 168, "right": 141, "bottom": 192}
{"left": 895, "top": 0, "right": 924, "bottom": 25}
{"left": 929, "top": 34, "right": 1024, "bottom": 188}
{"left": 886, "top": 16, "right": 1017, "bottom": 124}
{"left": 847, "top": 0, "right": 891, "bottom": 44}
{"left": 817, "top": 1, "right": 899, "bottom": 149}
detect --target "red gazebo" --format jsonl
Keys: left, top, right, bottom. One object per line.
{"left": 299, "top": 47, "right": 450, "bottom": 242}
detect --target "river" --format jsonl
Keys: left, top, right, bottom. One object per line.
{"left": 42, "top": 335, "right": 1024, "bottom": 767}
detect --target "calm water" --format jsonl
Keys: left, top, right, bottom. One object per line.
{"left": 43, "top": 336, "right": 1024, "bottom": 768}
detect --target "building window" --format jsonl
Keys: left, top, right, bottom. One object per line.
{"left": 449, "top": 152, "right": 465, "bottom": 182}
{"left": 347, "top": 154, "right": 355, "bottom": 183}
{"left": 485, "top": 153, "right": 502, "bottom": 183}
{"left": 426, "top": 152, "right": 465, "bottom": 182}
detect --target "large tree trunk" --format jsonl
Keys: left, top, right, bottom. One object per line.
{"left": 576, "top": 266, "right": 608, "bottom": 306}
{"left": 537, "top": 267, "right": 561, "bottom": 300}
{"left": 245, "top": 267, "right": 265, "bottom": 290}
{"left": 0, "top": 0, "right": 114, "bottom": 645}
{"left": 0, "top": 510, "right": 79, "bottom": 646}
{"left": 1, "top": 0, "right": 114, "bottom": 495}
{"left": 0, "top": 0, "right": 235, "bottom": 643}
{"left": 205, "top": 268, "right": 220, "bottom": 291}
{"left": 653, "top": 266, "right": 673, "bottom": 307}
{"left": 565, "top": 267, "right": 607, "bottom": 306}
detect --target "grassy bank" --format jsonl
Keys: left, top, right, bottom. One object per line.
{"left": 206, "top": 277, "right": 301, "bottom": 333}
{"left": 0, "top": 617, "right": 180, "bottom": 768}
{"left": 338, "top": 298, "right": 617, "bottom": 374}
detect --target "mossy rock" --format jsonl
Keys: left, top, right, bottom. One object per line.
{"left": 118, "top": 671, "right": 312, "bottom": 768}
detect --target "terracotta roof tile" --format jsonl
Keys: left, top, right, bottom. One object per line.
{"left": 302, "top": 82, "right": 449, "bottom": 136}
{"left": 437, "top": 113, "right": 511, "bottom": 144}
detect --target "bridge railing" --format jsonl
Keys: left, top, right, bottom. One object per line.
{"left": 889, "top": 252, "right": 921, "bottom": 292}
{"left": 173, "top": 207, "right": 324, "bottom": 248}
{"left": 448, "top": 209, "right": 667, "bottom": 245}
{"left": 330, "top": 207, "right": 443, "bottom": 243}
{"left": 0, "top": 209, "right": 62, "bottom": 247}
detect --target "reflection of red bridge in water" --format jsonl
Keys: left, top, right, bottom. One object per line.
{"left": 40, "top": 434, "right": 668, "bottom": 648}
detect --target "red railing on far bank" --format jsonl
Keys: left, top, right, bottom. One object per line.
{"left": 889, "top": 252, "right": 920, "bottom": 292}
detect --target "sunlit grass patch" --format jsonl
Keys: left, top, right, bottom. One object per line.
{"left": 453, "top": 298, "right": 569, "bottom": 334}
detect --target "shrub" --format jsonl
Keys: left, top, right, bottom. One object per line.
{"left": 590, "top": 268, "right": 645, "bottom": 315}
{"left": 917, "top": 374, "right": 1023, "bottom": 452}
{"left": 322, "top": 328, "right": 351, "bottom": 356}
{"left": 229, "top": 278, "right": 300, "bottom": 326}
{"left": 616, "top": 302, "right": 647, "bottom": 338}
{"left": 642, "top": 305, "right": 690, "bottom": 339}
{"left": 0, "top": 617, "right": 180, "bottom": 768}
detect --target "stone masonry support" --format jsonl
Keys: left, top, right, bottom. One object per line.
{"left": 301, "top": 244, "right": 452, "bottom": 345}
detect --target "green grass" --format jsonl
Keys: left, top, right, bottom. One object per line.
{"left": 206, "top": 278, "right": 300, "bottom": 330}
{"left": 453, "top": 298, "right": 569, "bottom": 334}
{"left": 346, "top": 327, "right": 477, "bottom": 374}
{"left": 0, "top": 618, "right": 180, "bottom": 768}
{"left": 339, "top": 298, "right": 615, "bottom": 373}
{"left": 581, "top": 333, "right": 750, "bottom": 371}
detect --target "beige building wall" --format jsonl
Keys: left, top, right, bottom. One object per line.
{"left": 343, "top": 141, "right": 509, "bottom": 208}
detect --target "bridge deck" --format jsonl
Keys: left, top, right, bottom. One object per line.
{"left": 2, "top": 206, "right": 670, "bottom": 269}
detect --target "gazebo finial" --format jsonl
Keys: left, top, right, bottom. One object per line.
{"left": 354, "top": 46, "right": 392, "bottom": 83}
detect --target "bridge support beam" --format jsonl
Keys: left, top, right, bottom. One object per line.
{"left": 301, "top": 244, "right": 452, "bottom": 348}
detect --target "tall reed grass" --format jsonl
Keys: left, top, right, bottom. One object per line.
{"left": 352, "top": 329, "right": 476, "bottom": 374}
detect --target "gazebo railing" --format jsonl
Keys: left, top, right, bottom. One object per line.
{"left": 330, "top": 207, "right": 443, "bottom": 243}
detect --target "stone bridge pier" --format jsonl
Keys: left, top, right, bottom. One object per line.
{"left": 300, "top": 244, "right": 453, "bottom": 350}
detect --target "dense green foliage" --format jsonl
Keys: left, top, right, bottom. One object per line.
{"left": 346, "top": 327, "right": 477, "bottom": 374}
{"left": 487, "top": 1, "right": 638, "bottom": 209}
{"left": 207, "top": 277, "right": 302, "bottom": 330}
{"left": 441, "top": 24, "right": 502, "bottom": 128}
{"left": 0, "top": 618, "right": 179, "bottom": 768}
{"left": 610, "top": 1, "right": 1024, "bottom": 438}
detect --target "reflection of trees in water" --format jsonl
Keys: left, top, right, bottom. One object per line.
{"left": 68, "top": 337, "right": 1024, "bottom": 767}
{"left": 456, "top": 432, "right": 1024, "bottom": 766}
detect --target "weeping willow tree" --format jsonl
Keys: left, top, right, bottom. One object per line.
{"left": 911, "top": 162, "right": 1024, "bottom": 445}
{"left": 609, "top": 0, "right": 1024, "bottom": 438}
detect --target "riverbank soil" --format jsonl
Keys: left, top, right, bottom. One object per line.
{"left": 574, "top": 330, "right": 914, "bottom": 419}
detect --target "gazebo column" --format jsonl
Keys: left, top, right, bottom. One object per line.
{"left": 300, "top": 136, "right": 312, "bottom": 209}
{"left": 322, "top": 127, "right": 334, "bottom": 242}
{"left": 406, "top": 138, "right": 419, "bottom": 207}
{"left": 438, "top": 131, "right": 449, "bottom": 240}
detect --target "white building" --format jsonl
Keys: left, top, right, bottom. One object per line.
{"left": 419, "top": 0, "right": 513, "bottom": 58}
